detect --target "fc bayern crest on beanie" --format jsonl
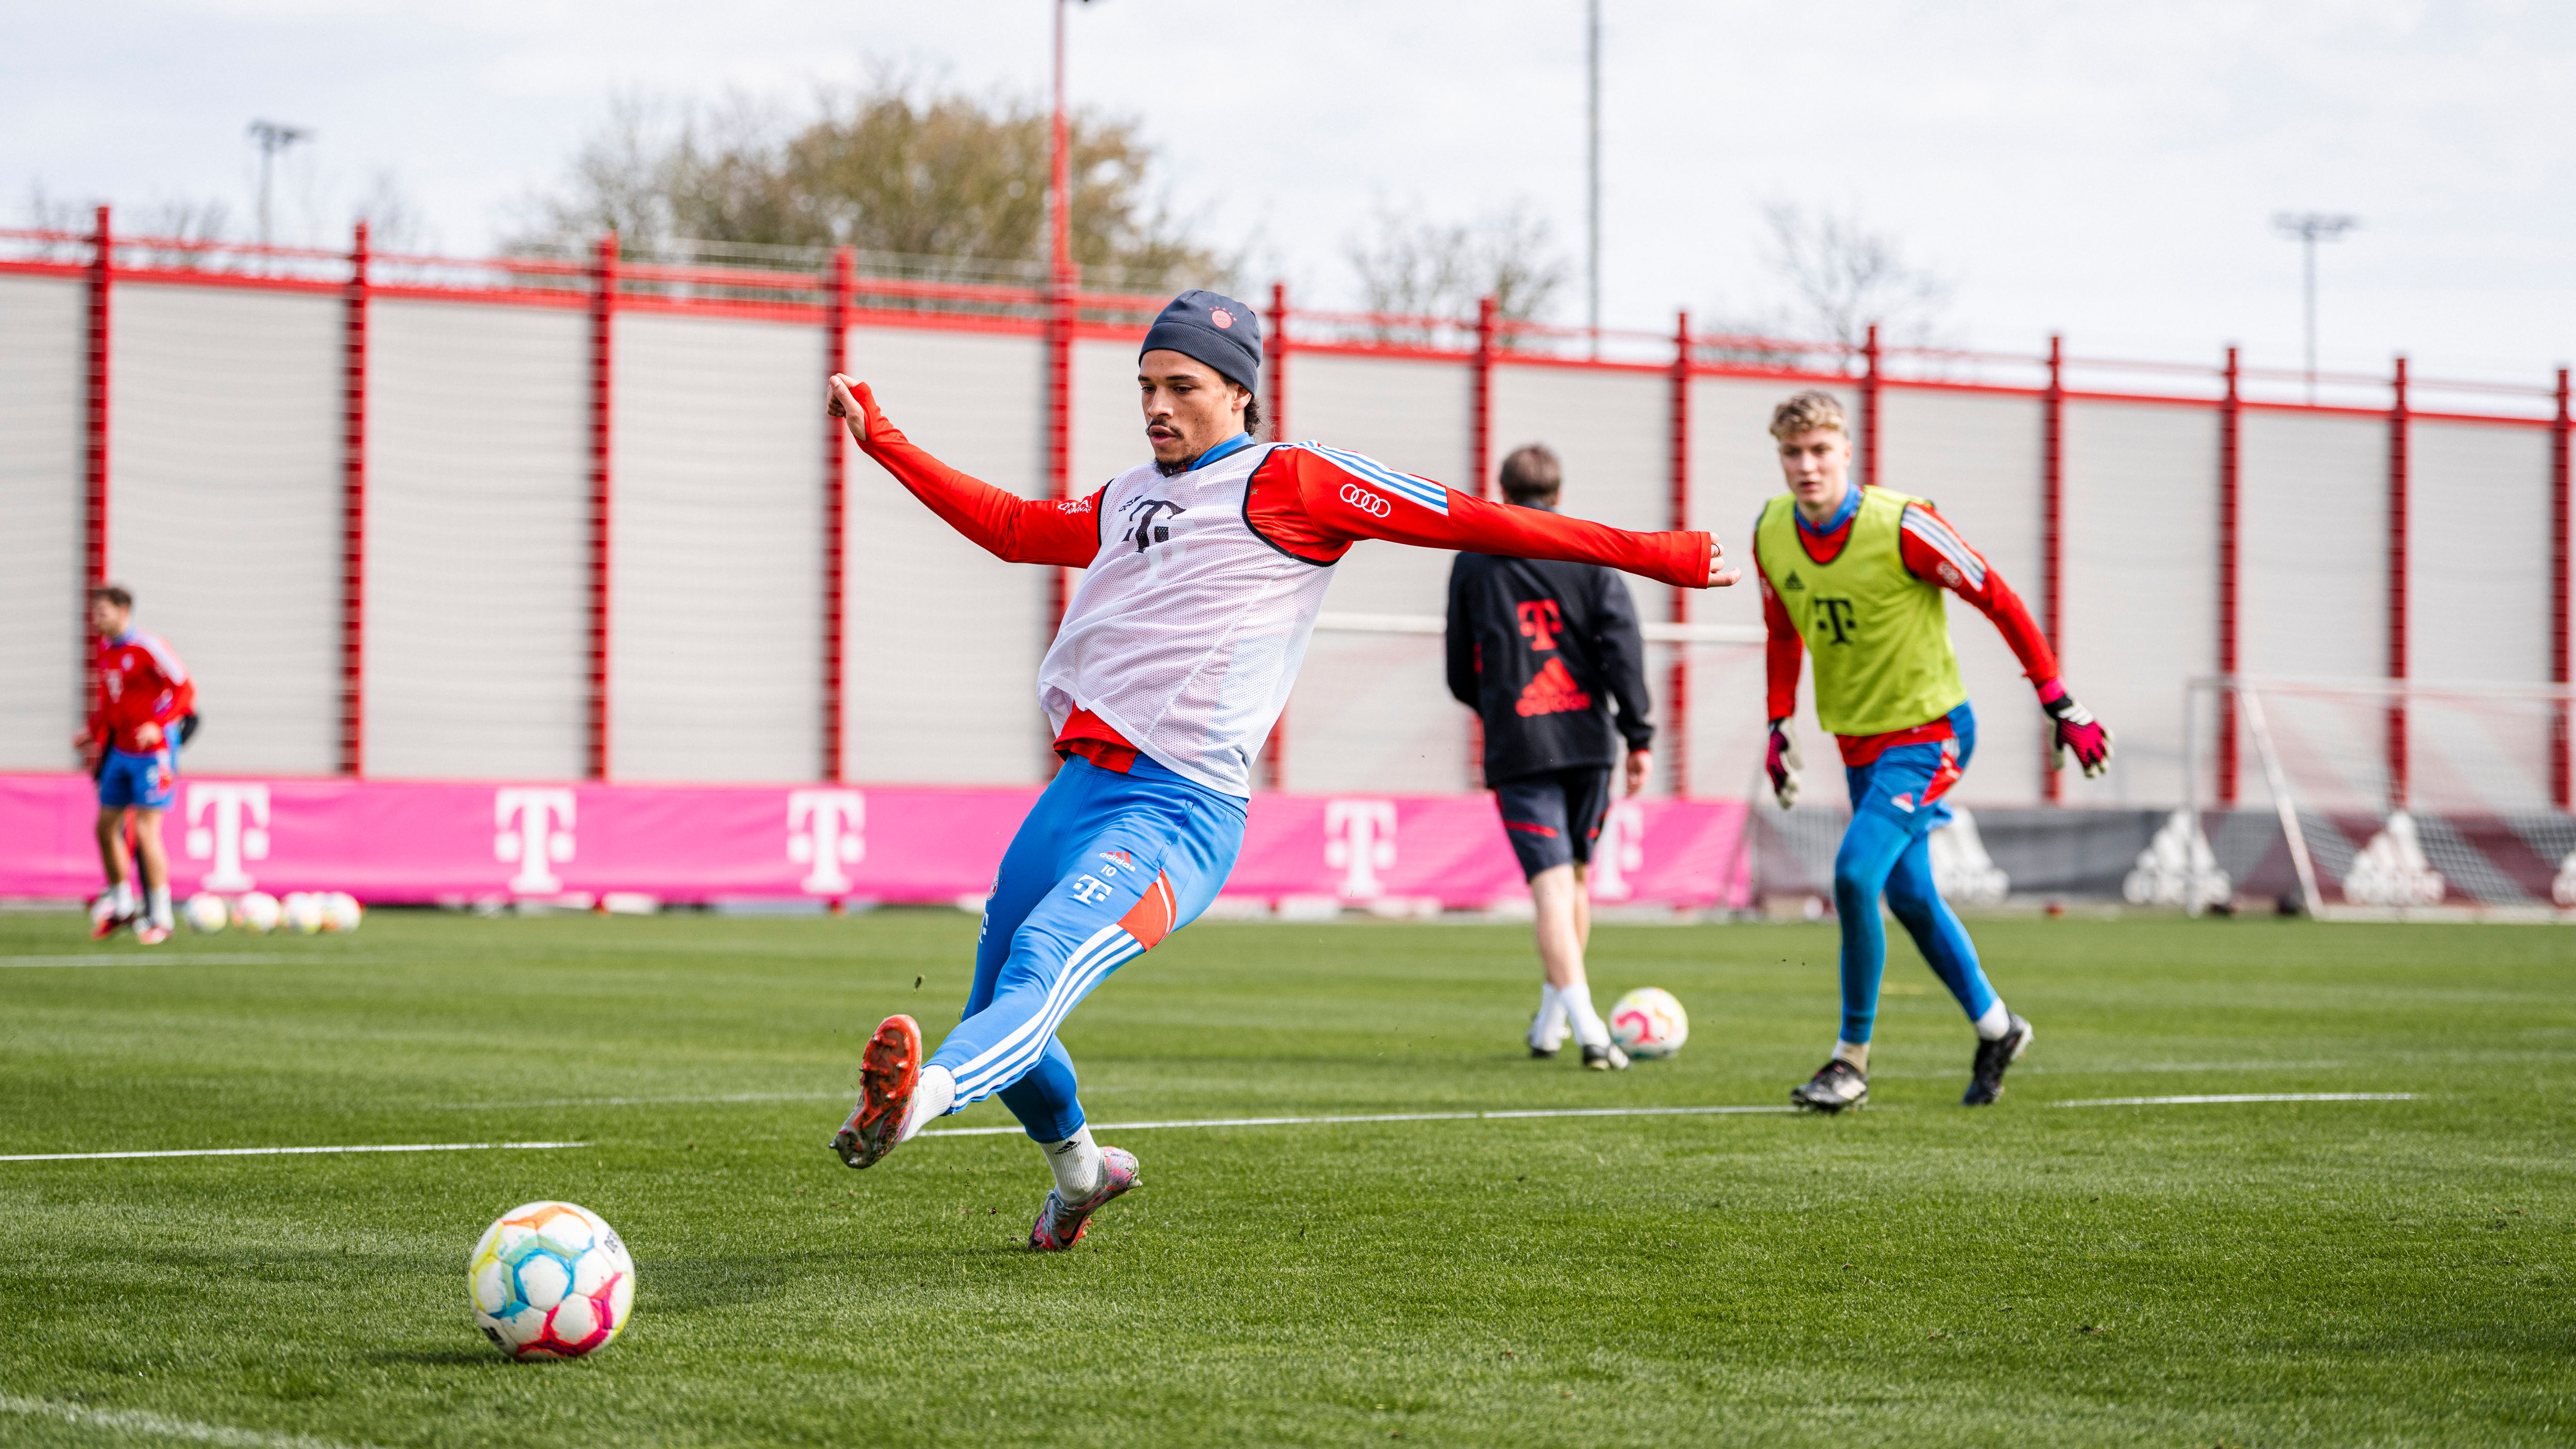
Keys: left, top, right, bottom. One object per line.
{"left": 1140, "top": 289, "right": 1262, "bottom": 394}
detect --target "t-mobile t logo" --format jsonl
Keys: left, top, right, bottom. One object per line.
{"left": 1516, "top": 599, "right": 1564, "bottom": 651}
{"left": 495, "top": 788, "right": 576, "bottom": 895}
{"left": 1324, "top": 799, "right": 1399, "bottom": 899}
{"left": 787, "top": 790, "right": 866, "bottom": 895}
{"left": 1587, "top": 802, "right": 1649, "bottom": 901}
{"left": 183, "top": 783, "right": 270, "bottom": 891}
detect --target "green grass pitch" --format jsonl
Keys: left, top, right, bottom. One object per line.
{"left": 0, "top": 907, "right": 2569, "bottom": 1447}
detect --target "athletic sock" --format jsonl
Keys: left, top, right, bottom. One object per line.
{"left": 1039, "top": 1124, "right": 1105, "bottom": 1201}
{"left": 147, "top": 887, "right": 173, "bottom": 929}
{"left": 1562, "top": 984, "right": 1611, "bottom": 1050}
{"left": 1972, "top": 1002, "right": 2013, "bottom": 1041}
{"left": 1833, "top": 1039, "right": 1870, "bottom": 1072}
{"left": 899, "top": 1064, "right": 956, "bottom": 1143}
{"left": 111, "top": 882, "right": 135, "bottom": 917}
{"left": 1530, "top": 985, "right": 1569, "bottom": 1049}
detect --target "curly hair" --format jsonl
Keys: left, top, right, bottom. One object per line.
{"left": 1768, "top": 390, "right": 1849, "bottom": 440}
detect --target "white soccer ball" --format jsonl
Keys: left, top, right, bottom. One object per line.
{"left": 469, "top": 1201, "right": 636, "bottom": 1360}
{"left": 320, "top": 892, "right": 363, "bottom": 933}
{"left": 182, "top": 893, "right": 229, "bottom": 934}
{"left": 278, "top": 892, "right": 325, "bottom": 935}
{"left": 1610, "top": 987, "right": 1689, "bottom": 1060}
{"left": 233, "top": 891, "right": 281, "bottom": 933}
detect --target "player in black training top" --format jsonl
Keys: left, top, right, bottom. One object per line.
{"left": 1446, "top": 444, "right": 1655, "bottom": 1070}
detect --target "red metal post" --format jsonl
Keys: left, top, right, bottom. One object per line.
{"left": 1471, "top": 296, "right": 1496, "bottom": 499}
{"left": 1859, "top": 323, "right": 1880, "bottom": 489}
{"left": 83, "top": 206, "right": 111, "bottom": 591}
{"left": 2217, "top": 346, "right": 2241, "bottom": 808}
{"left": 1667, "top": 310, "right": 1692, "bottom": 797}
{"left": 824, "top": 246, "right": 854, "bottom": 783}
{"left": 1044, "top": 0, "right": 1075, "bottom": 639}
{"left": 2386, "top": 355, "right": 2410, "bottom": 812}
{"left": 587, "top": 233, "right": 618, "bottom": 782}
{"left": 2041, "top": 333, "right": 2064, "bottom": 803}
{"left": 339, "top": 221, "right": 370, "bottom": 777}
{"left": 2552, "top": 367, "right": 2571, "bottom": 812}
{"left": 1261, "top": 282, "right": 1291, "bottom": 790}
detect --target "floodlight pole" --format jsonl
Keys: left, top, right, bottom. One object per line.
{"left": 2273, "top": 211, "right": 2357, "bottom": 403}
{"left": 249, "top": 120, "right": 314, "bottom": 251}
{"left": 1586, "top": 0, "right": 1601, "bottom": 359}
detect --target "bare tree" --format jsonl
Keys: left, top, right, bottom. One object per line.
{"left": 1762, "top": 202, "right": 1952, "bottom": 351}
{"left": 1346, "top": 202, "right": 1569, "bottom": 344}
{"left": 509, "top": 81, "right": 1226, "bottom": 292}
{"left": 20, "top": 182, "right": 228, "bottom": 267}
{"left": 351, "top": 169, "right": 432, "bottom": 254}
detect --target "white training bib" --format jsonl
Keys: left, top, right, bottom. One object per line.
{"left": 1037, "top": 442, "right": 1337, "bottom": 796}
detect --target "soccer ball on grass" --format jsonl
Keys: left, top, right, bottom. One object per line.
{"left": 469, "top": 1201, "right": 635, "bottom": 1360}
{"left": 182, "top": 893, "right": 229, "bottom": 934}
{"left": 1609, "top": 987, "right": 1689, "bottom": 1060}
{"left": 319, "top": 892, "right": 363, "bottom": 932}
{"left": 278, "top": 893, "right": 324, "bottom": 934}
{"left": 232, "top": 892, "right": 281, "bottom": 933}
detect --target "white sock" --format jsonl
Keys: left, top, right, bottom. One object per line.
{"left": 147, "top": 887, "right": 173, "bottom": 929}
{"left": 1562, "top": 984, "right": 1611, "bottom": 1050}
{"left": 899, "top": 1064, "right": 956, "bottom": 1143}
{"left": 1531, "top": 985, "right": 1569, "bottom": 1049}
{"left": 1833, "top": 1039, "right": 1870, "bottom": 1071}
{"left": 1040, "top": 1124, "right": 1104, "bottom": 1201}
{"left": 1973, "top": 1002, "right": 2013, "bottom": 1041}
{"left": 111, "top": 881, "right": 135, "bottom": 916}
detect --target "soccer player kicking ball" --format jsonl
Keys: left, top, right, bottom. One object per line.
{"left": 825, "top": 290, "right": 1738, "bottom": 1249}
{"left": 78, "top": 585, "right": 195, "bottom": 945}
{"left": 1751, "top": 391, "right": 2111, "bottom": 1112}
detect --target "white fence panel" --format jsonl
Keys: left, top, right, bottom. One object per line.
{"left": 0, "top": 276, "right": 84, "bottom": 770}
{"left": 2408, "top": 419, "right": 2555, "bottom": 809}
{"left": 2062, "top": 399, "right": 2218, "bottom": 808}
{"left": 610, "top": 312, "right": 825, "bottom": 782}
{"left": 843, "top": 323, "right": 1049, "bottom": 785}
{"left": 1283, "top": 351, "right": 1475, "bottom": 794}
{"left": 2238, "top": 408, "right": 2391, "bottom": 808}
{"left": 1877, "top": 387, "right": 2046, "bottom": 807}
{"left": 366, "top": 299, "right": 590, "bottom": 780}
{"left": 1071, "top": 334, "right": 1148, "bottom": 497}
{"left": 110, "top": 283, "right": 342, "bottom": 775}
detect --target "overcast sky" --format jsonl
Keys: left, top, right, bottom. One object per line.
{"left": 7, "top": 0, "right": 2570, "bottom": 394}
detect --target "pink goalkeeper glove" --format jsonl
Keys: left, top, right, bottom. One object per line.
{"left": 2038, "top": 679, "right": 2113, "bottom": 778}
{"left": 1765, "top": 719, "right": 1803, "bottom": 808}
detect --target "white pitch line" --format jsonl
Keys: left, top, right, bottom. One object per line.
{"left": 0, "top": 1141, "right": 588, "bottom": 1164}
{"left": 433, "top": 1090, "right": 850, "bottom": 1110}
{"left": 0, "top": 953, "right": 305, "bottom": 968}
{"left": 918, "top": 1103, "right": 1794, "bottom": 1138}
{"left": 0, "top": 1394, "right": 384, "bottom": 1449}
{"left": 2052, "top": 1093, "right": 2419, "bottom": 1108}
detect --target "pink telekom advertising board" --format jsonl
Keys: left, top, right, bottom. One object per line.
{"left": 0, "top": 773, "right": 1750, "bottom": 911}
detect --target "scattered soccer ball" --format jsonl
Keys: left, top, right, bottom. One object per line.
{"left": 469, "top": 1201, "right": 636, "bottom": 1360}
{"left": 182, "top": 893, "right": 229, "bottom": 934}
{"left": 233, "top": 892, "right": 281, "bottom": 933}
{"left": 320, "top": 892, "right": 363, "bottom": 932}
{"left": 1610, "top": 987, "right": 1689, "bottom": 1060}
{"left": 278, "top": 893, "right": 324, "bottom": 935}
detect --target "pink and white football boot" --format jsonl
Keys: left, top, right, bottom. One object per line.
{"left": 1027, "top": 1146, "right": 1141, "bottom": 1251}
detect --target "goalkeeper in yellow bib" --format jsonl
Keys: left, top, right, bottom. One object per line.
{"left": 1753, "top": 391, "right": 2114, "bottom": 1111}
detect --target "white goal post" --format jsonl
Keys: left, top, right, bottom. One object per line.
{"left": 2179, "top": 675, "right": 2576, "bottom": 921}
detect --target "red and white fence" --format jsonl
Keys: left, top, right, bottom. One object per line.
{"left": 1, "top": 212, "right": 2566, "bottom": 816}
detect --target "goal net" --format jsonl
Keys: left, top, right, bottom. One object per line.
{"left": 2173, "top": 676, "right": 2576, "bottom": 920}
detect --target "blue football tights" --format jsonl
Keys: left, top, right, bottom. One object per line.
{"left": 1832, "top": 807, "right": 1998, "bottom": 1045}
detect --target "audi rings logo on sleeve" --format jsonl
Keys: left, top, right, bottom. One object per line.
{"left": 1340, "top": 483, "right": 1393, "bottom": 517}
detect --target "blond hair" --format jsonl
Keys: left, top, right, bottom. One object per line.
{"left": 1768, "top": 390, "right": 1848, "bottom": 440}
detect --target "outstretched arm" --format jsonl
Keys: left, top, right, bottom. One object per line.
{"left": 829, "top": 376, "right": 1098, "bottom": 568}
{"left": 1251, "top": 444, "right": 1735, "bottom": 589}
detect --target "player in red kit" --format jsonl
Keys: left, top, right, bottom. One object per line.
{"left": 80, "top": 585, "right": 195, "bottom": 944}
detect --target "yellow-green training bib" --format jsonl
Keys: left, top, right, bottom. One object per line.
{"left": 1754, "top": 487, "right": 1967, "bottom": 737}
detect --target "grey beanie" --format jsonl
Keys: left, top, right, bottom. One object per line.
{"left": 1140, "top": 289, "right": 1262, "bottom": 394}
